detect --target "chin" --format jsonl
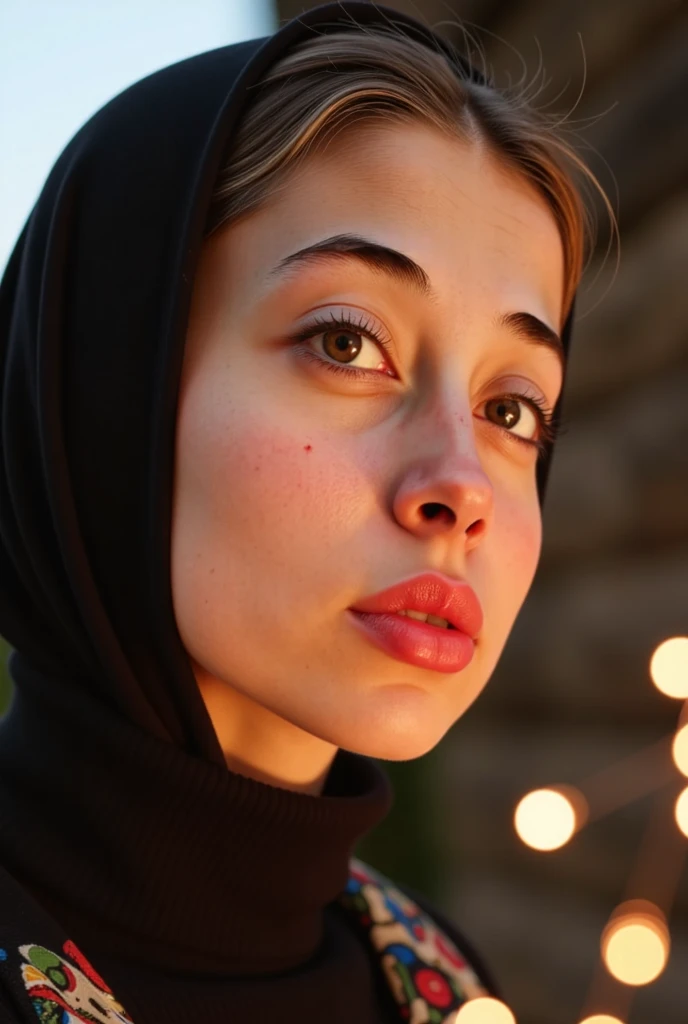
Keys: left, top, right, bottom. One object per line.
{"left": 323, "top": 682, "right": 481, "bottom": 762}
{"left": 344, "top": 731, "right": 442, "bottom": 763}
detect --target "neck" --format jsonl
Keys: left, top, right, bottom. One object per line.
{"left": 194, "top": 667, "right": 338, "bottom": 796}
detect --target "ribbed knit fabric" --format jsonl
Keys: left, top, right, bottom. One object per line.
{"left": 0, "top": 651, "right": 403, "bottom": 1022}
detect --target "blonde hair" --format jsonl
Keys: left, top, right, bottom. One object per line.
{"left": 207, "top": 25, "right": 613, "bottom": 323}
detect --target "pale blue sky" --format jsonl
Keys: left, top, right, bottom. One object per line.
{"left": 0, "top": 0, "right": 277, "bottom": 273}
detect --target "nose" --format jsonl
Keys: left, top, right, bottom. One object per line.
{"left": 391, "top": 411, "right": 493, "bottom": 552}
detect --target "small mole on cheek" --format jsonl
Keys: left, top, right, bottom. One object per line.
{"left": 304, "top": 444, "right": 312, "bottom": 452}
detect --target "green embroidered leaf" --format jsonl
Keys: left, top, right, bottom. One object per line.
{"left": 45, "top": 966, "right": 68, "bottom": 989}
{"left": 27, "top": 947, "right": 62, "bottom": 974}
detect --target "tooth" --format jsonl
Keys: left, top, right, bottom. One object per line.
{"left": 426, "top": 614, "right": 450, "bottom": 629}
{"left": 405, "top": 610, "right": 429, "bottom": 622}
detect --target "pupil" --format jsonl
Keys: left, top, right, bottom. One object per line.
{"left": 488, "top": 398, "right": 520, "bottom": 428}
{"left": 323, "top": 329, "right": 361, "bottom": 363}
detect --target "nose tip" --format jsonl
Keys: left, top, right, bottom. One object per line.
{"left": 395, "top": 469, "right": 493, "bottom": 550}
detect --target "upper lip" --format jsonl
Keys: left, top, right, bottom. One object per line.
{"left": 350, "top": 571, "right": 483, "bottom": 639}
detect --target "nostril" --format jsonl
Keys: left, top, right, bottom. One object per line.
{"left": 421, "top": 502, "right": 455, "bottom": 525}
{"left": 466, "top": 519, "right": 485, "bottom": 539}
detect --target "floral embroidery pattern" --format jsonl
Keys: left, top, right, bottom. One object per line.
{"left": 338, "top": 858, "right": 489, "bottom": 1023}
{"left": 18, "top": 940, "right": 133, "bottom": 1023}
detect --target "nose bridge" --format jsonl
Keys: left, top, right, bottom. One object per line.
{"left": 391, "top": 376, "right": 493, "bottom": 546}
{"left": 413, "top": 373, "right": 481, "bottom": 469}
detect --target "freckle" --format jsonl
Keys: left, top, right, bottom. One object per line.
{"left": 210, "top": 568, "right": 215, "bottom": 574}
{"left": 304, "top": 444, "right": 312, "bottom": 452}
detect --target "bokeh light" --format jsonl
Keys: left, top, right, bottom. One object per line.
{"left": 454, "top": 997, "right": 516, "bottom": 1023}
{"left": 578, "top": 1017, "right": 625, "bottom": 1023}
{"left": 601, "top": 901, "right": 669, "bottom": 986}
{"left": 514, "top": 787, "right": 584, "bottom": 851}
{"left": 675, "top": 786, "right": 688, "bottom": 838}
{"left": 649, "top": 636, "right": 688, "bottom": 698}
{"left": 671, "top": 724, "right": 688, "bottom": 778}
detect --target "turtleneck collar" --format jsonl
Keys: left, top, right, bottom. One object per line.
{"left": 0, "top": 652, "right": 393, "bottom": 976}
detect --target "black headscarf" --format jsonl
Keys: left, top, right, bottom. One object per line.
{"left": 0, "top": 0, "right": 572, "bottom": 765}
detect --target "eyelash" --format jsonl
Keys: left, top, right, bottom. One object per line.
{"left": 292, "top": 313, "right": 560, "bottom": 456}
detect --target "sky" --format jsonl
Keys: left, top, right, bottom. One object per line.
{"left": 0, "top": 0, "right": 277, "bottom": 273}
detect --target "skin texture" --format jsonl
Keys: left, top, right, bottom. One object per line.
{"left": 171, "top": 122, "right": 564, "bottom": 795}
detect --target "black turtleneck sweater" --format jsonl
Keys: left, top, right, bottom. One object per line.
{"left": 0, "top": 654, "right": 497, "bottom": 1023}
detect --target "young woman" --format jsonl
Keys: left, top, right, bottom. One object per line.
{"left": 0, "top": 3, "right": 609, "bottom": 1022}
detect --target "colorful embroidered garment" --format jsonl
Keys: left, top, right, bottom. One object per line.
{"left": 338, "top": 859, "right": 489, "bottom": 1023}
{"left": 0, "top": 937, "right": 133, "bottom": 1019}
{"left": 8, "top": 940, "right": 133, "bottom": 1024}
{"left": 1, "top": 859, "right": 489, "bottom": 1023}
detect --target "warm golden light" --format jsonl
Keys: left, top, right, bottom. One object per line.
{"left": 675, "top": 786, "right": 688, "bottom": 838}
{"left": 601, "top": 901, "right": 669, "bottom": 986}
{"left": 649, "top": 636, "right": 688, "bottom": 698}
{"left": 671, "top": 724, "right": 688, "bottom": 778}
{"left": 578, "top": 1017, "right": 625, "bottom": 1023}
{"left": 454, "top": 997, "right": 516, "bottom": 1023}
{"left": 514, "top": 787, "right": 583, "bottom": 851}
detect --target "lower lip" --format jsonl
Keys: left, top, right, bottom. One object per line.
{"left": 348, "top": 611, "right": 476, "bottom": 674}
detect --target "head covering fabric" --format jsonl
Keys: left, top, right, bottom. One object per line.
{"left": 0, "top": 3, "right": 571, "bottom": 760}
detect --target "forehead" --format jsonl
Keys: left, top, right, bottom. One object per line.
{"left": 247, "top": 121, "right": 565, "bottom": 330}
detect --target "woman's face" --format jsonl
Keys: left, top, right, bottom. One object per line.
{"left": 171, "top": 122, "right": 564, "bottom": 764}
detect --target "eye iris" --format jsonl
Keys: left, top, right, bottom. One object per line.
{"left": 487, "top": 397, "right": 520, "bottom": 429}
{"left": 323, "top": 329, "right": 362, "bottom": 363}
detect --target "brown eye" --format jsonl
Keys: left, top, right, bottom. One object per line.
{"left": 485, "top": 397, "right": 538, "bottom": 440}
{"left": 322, "top": 329, "right": 363, "bottom": 363}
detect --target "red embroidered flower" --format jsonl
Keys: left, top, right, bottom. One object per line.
{"left": 413, "top": 923, "right": 426, "bottom": 940}
{"left": 434, "top": 932, "right": 467, "bottom": 968}
{"left": 414, "top": 967, "right": 453, "bottom": 1008}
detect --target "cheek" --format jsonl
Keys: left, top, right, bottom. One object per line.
{"left": 491, "top": 490, "right": 542, "bottom": 621}
{"left": 171, "top": 378, "right": 372, "bottom": 626}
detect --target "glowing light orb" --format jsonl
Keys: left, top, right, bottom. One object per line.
{"left": 601, "top": 902, "right": 669, "bottom": 986}
{"left": 671, "top": 724, "right": 688, "bottom": 778}
{"left": 454, "top": 997, "right": 516, "bottom": 1023}
{"left": 514, "top": 788, "right": 580, "bottom": 851}
{"left": 578, "top": 1017, "right": 625, "bottom": 1023}
{"left": 649, "top": 637, "right": 688, "bottom": 698}
{"left": 675, "top": 786, "right": 688, "bottom": 838}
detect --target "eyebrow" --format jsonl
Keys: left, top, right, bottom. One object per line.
{"left": 495, "top": 311, "right": 564, "bottom": 370}
{"left": 271, "top": 233, "right": 432, "bottom": 295}
{"left": 272, "top": 232, "right": 563, "bottom": 368}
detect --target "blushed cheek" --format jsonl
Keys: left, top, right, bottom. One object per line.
{"left": 496, "top": 496, "right": 542, "bottom": 613}
{"left": 180, "top": 395, "right": 372, "bottom": 599}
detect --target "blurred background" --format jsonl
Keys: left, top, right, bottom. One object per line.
{"left": 1, "top": 2, "right": 687, "bottom": 1023}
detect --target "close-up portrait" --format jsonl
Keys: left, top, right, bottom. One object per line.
{"left": 0, "top": 2, "right": 686, "bottom": 1023}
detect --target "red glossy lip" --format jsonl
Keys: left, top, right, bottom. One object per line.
{"left": 350, "top": 571, "right": 483, "bottom": 638}
{"left": 348, "top": 571, "right": 483, "bottom": 674}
